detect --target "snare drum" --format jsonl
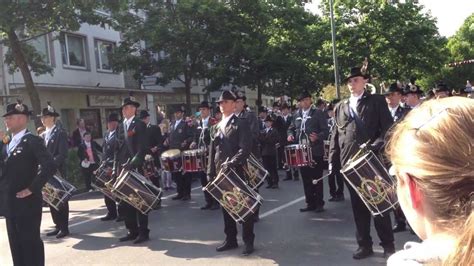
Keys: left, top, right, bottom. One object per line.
{"left": 341, "top": 151, "right": 398, "bottom": 216}
{"left": 42, "top": 175, "right": 77, "bottom": 211}
{"left": 160, "top": 149, "right": 182, "bottom": 172}
{"left": 204, "top": 167, "right": 262, "bottom": 223}
{"left": 112, "top": 170, "right": 162, "bottom": 214}
{"left": 92, "top": 162, "right": 120, "bottom": 202}
{"left": 242, "top": 153, "right": 269, "bottom": 189}
{"left": 182, "top": 149, "right": 206, "bottom": 173}
{"left": 284, "top": 144, "right": 313, "bottom": 167}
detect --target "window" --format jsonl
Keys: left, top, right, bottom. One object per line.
{"left": 60, "top": 33, "right": 87, "bottom": 68}
{"left": 94, "top": 40, "right": 115, "bottom": 71}
{"left": 28, "top": 35, "right": 50, "bottom": 65}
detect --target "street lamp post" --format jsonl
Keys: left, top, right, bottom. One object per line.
{"left": 329, "top": 0, "right": 340, "bottom": 98}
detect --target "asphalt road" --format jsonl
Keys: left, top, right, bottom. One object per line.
{"left": 0, "top": 170, "right": 417, "bottom": 266}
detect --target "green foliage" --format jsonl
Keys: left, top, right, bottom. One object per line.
{"left": 65, "top": 148, "right": 84, "bottom": 190}
{"left": 320, "top": 0, "right": 447, "bottom": 86}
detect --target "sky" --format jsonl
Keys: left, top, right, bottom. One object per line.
{"left": 305, "top": 0, "right": 474, "bottom": 37}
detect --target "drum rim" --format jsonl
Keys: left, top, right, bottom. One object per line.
{"left": 342, "top": 150, "right": 375, "bottom": 173}
{"left": 161, "top": 149, "right": 182, "bottom": 158}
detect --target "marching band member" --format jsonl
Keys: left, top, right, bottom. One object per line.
{"left": 259, "top": 115, "right": 280, "bottom": 189}
{"left": 329, "top": 66, "right": 395, "bottom": 259}
{"left": 166, "top": 106, "right": 193, "bottom": 200}
{"left": 384, "top": 83, "right": 410, "bottom": 232}
{"left": 190, "top": 101, "right": 219, "bottom": 210}
{"left": 114, "top": 96, "right": 150, "bottom": 244}
{"left": 40, "top": 102, "right": 71, "bottom": 239}
{"left": 207, "top": 90, "right": 255, "bottom": 256}
{"left": 326, "top": 100, "right": 345, "bottom": 202}
{"left": 280, "top": 103, "right": 299, "bottom": 181}
{"left": 433, "top": 82, "right": 451, "bottom": 99}
{"left": 287, "top": 90, "right": 329, "bottom": 213}
{"left": 1, "top": 101, "right": 56, "bottom": 266}
{"left": 100, "top": 113, "right": 120, "bottom": 221}
{"left": 386, "top": 97, "right": 473, "bottom": 266}
{"left": 139, "top": 110, "right": 163, "bottom": 188}
{"left": 403, "top": 83, "right": 423, "bottom": 109}
{"left": 234, "top": 92, "right": 260, "bottom": 158}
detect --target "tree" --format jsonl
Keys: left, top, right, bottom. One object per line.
{"left": 319, "top": 0, "right": 447, "bottom": 90}
{"left": 0, "top": 1, "right": 107, "bottom": 126}
{"left": 110, "top": 0, "right": 241, "bottom": 113}
{"left": 443, "top": 13, "right": 474, "bottom": 89}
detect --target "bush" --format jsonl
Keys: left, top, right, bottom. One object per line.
{"left": 65, "top": 148, "right": 84, "bottom": 190}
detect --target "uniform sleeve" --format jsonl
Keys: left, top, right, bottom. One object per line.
{"left": 207, "top": 126, "right": 217, "bottom": 179}
{"left": 314, "top": 110, "right": 329, "bottom": 143}
{"left": 53, "top": 131, "right": 69, "bottom": 167}
{"left": 373, "top": 96, "right": 394, "bottom": 149}
{"left": 29, "top": 137, "right": 56, "bottom": 194}
{"left": 130, "top": 120, "right": 148, "bottom": 168}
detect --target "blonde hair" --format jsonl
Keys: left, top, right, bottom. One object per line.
{"left": 160, "top": 119, "right": 170, "bottom": 134}
{"left": 386, "top": 97, "right": 474, "bottom": 266}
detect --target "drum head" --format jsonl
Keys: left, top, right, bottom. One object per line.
{"left": 161, "top": 149, "right": 181, "bottom": 159}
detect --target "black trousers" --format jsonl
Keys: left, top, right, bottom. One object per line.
{"left": 277, "top": 144, "right": 285, "bottom": 169}
{"left": 172, "top": 172, "right": 191, "bottom": 197}
{"left": 81, "top": 163, "right": 99, "bottom": 190}
{"left": 118, "top": 202, "right": 149, "bottom": 236}
{"left": 262, "top": 155, "right": 279, "bottom": 186}
{"left": 328, "top": 169, "right": 344, "bottom": 197}
{"left": 347, "top": 181, "right": 394, "bottom": 249}
{"left": 50, "top": 202, "right": 69, "bottom": 232}
{"left": 300, "top": 156, "right": 324, "bottom": 208}
{"left": 6, "top": 214, "right": 44, "bottom": 266}
{"left": 104, "top": 196, "right": 117, "bottom": 218}
{"left": 222, "top": 207, "right": 256, "bottom": 245}
{"left": 197, "top": 171, "right": 216, "bottom": 206}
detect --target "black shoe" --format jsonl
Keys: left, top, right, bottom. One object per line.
{"left": 242, "top": 244, "right": 254, "bottom": 256}
{"left": 200, "top": 204, "right": 212, "bottom": 210}
{"left": 335, "top": 195, "right": 345, "bottom": 201}
{"left": 265, "top": 184, "right": 272, "bottom": 188}
{"left": 216, "top": 241, "right": 238, "bottom": 252}
{"left": 352, "top": 247, "right": 374, "bottom": 260}
{"left": 115, "top": 216, "right": 124, "bottom": 222}
{"left": 172, "top": 195, "right": 183, "bottom": 200}
{"left": 328, "top": 196, "right": 337, "bottom": 202}
{"left": 46, "top": 228, "right": 60, "bottom": 236}
{"left": 393, "top": 223, "right": 407, "bottom": 233}
{"left": 299, "top": 206, "right": 316, "bottom": 212}
{"left": 119, "top": 233, "right": 138, "bottom": 242}
{"left": 210, "top": 204, "right": 220, "bottom": 210}
{"left": 100, "top": 215, "right": 117, "bottom": 221}
{"left": 314, "top": 206, "right": 325, "bottom": 213}
{"left": 271, "top": 184, "right": 279, "bottom": 189}
{"left": 133, "top": 235, "right": 150, "bottom": 244}
{"left": 383, "top": 247, "right": 396, "bottom": 258}
{"left": 181, "top": 195, "right": 191, "bottom": 201}
{"left": 56, "top": 230, "right": 69, "bottom": 239}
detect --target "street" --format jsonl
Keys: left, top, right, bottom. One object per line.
{"left": 1, "top": 170, "right": 416, "bottom": 266}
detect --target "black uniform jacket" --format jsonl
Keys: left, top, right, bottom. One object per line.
{"left": 259, "top": 127, "right": 280, "bottom": 157}
{"left": 115, "top": 117, "right": 148, "bottom": 168}
{"left": 44, "top": 126, "right": 68, "bottom": 176}
{"left": 0, "top": 132, "right": 56, "bottom": 217}
{"left": 207, "top": 115, "right": 251, "bottom": 179}
{"left": 288, "top": 106, "right": 329, "bottom": 157}
{"left": 329, "top": 92, "right": 393, "bottom": 168}
{"left": 169, "top": 119, "right": 193, "bottom": 151}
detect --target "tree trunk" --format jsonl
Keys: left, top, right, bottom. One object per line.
{"left": 7, "top": 29, "right": 42, "bottom": 127}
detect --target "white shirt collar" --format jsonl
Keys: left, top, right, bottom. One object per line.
{"left": 8, "top": 128, "right": 27, "bottom": 155}
{"left": 218, "top": 114, "right": 234, "bottom": 132}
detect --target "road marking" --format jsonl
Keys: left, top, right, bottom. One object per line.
{"left": 260, "top": 196, "right": 305, "bottom": 219}
{"left": 67, "top": 186, "right": 202, "bottom": 228}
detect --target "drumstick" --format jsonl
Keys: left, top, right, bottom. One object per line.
{"left": 312, "top": 173, "right": 330, "bottom": 185}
